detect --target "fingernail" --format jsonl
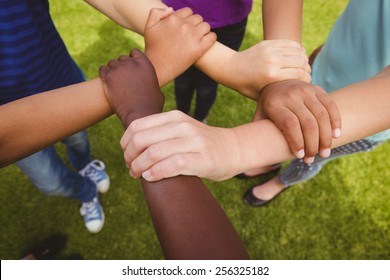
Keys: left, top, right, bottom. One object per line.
{"left": 296, "top": 149, "right": 305, "bottom": 158}
{"left": 305, "top": 157, "right": 315, "bottom": 164}
{"left": 333, "top": 128, "right": 341, "bottom": 138}
{"left": 320, "top": 148, "right": 331, "bottom": 158}
{"left": 142, "top": 170, "right": 152, "bottom": 181}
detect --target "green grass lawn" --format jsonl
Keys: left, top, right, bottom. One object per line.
{"left": 1, "top": 0, "right": 389, "bottom": 260}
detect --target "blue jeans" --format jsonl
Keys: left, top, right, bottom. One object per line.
{"left": 16, "top": 130, "right": 96, "bottom": 202}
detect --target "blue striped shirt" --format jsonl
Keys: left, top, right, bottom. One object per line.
{"left": 0, "top": 0, "right": 84, "bottom": 105}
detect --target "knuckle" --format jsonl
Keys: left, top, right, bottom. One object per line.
{"left": 128, "top": 120, "right": 141, "bottom": 134}
{"left": 170, "top": 110, "right": 185, "bottom": 120}
{"left": 321, "top": 138, "right": 332, "bottom": 149}
{"left": 265, "top": 68, "right": 278, "bottom": 81}
{"left": 173, "top": 154, "right": 187, "bottom": 170}
{"left": 146, "top": 145, "right": 162, "bottom": 161}
{"left": 316, "top": 110, "right": 330, "bottom": 123}
{"left": 177, "top": 121, "right": 195, "bottom": 133}
{"left": 301, "top": 118, "right": 317, "bottom": 131}
{"left": 289, "top": 141, "right": 303, "bottom": 153}
{"left": 131, "top": 133, "right": 144, "bottom": 150}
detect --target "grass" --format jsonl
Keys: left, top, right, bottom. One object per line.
{"left": 1, "top": 0, "right": 389, "bottom": 260}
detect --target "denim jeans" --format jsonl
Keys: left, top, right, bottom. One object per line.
{"left": 16, "top": 130, "right": 96, "bottom": 202}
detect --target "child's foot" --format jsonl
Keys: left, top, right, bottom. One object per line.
{"left": 80, "top": 195, "right": 105, "bottom": 233}
{"left": 79, "top": 159, "right": 110, "bottom": 193}
{"left": 243, "top": 176, "right": 285, "bottom": 207}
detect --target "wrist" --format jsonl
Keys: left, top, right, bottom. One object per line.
{"left": 145, "top": 49, "right": 172, "bottom": 87}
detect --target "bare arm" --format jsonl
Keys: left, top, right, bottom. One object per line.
{"left": 0, "top": 79, "right": 110, "bottom": 167}
{"left": 262, "top": 0, "right": 303, "bottom": 41}
{"left": 100, "top": 49, "right": 249, "bottom": 260}
{"left": 236, "top": 66, "right": 390, "bottom": 170}
{"left": 0, "top": 8, "right": 215, "bottom": 167}
{"left": 85, "top": 0, "right": 311, "bottom": 99}
{"left": 258, "top": 0, "right": 342, "bottom": 162}
{"left": 121, "top": 65, "right": 390, "bottom": 182}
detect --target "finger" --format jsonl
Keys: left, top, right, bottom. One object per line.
{"left": 275, "top": 68, "right": 312, "bottom": 83}
{"left": 316, "top": 91, "right": 342, "bottom": 139}
{"left": 303, "top": 93, "right": 333, "bottom": 157}
{"left": 118, "top": 55, "right": 131, "bottom": 62}
{"left": 107, "top": 59, "right": 122, "bottom": 68}
{"left": 130, "top": 136, "right": 195, "bottom": 178}
{"left": 98, "top": 65, "right": 110, "bottom": 78}
{"left": 185, "top": 14, "right": 203, "bottom": 26}
{"left": 141, "top": 153, "right": 204, "bottom": 182}
{"left": 290, "top": 104, "right": 320, "bottom": 159}
{"left": 199, "top": 31, "right": 217, "bottom": 51}
{"left": 130, "top": 48, "right": 144, "bottom": 59}
{"left": 120, "top": 110, "right": 192, "bottom": 149}
{"left": 262, "top": 39, "right": 303, "bottom": 49}
{"left": 145, "top": 7, "right": 174, "bottom": 28}
{"left": 174, "top": 7, "right": 194, "bottom": 19}
{"left": 122, "top": 119, "right": 199, "bottom": 164}
{"left": 276, "top": 56, "right": 311, "bottom": 73}
{"left": 120, "top": 111, "right": 192, "bottom": 147}
{"left": 271, "top": 107, "right": 305, "bottom": 158}
{"left": 272, "top": 46, "right": 307, "bottom": 58}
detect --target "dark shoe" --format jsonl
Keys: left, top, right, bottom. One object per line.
{"left": 24, "top": 234, "right": 67, "bottom": 260}
{"left": 235, "top": 164, "right": 281, "bottom": 179}
{"left": 243, "top": 186, "right": 285, "bottom": 207}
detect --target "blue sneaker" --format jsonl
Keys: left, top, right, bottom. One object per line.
{"left": 79, "top": 160, "right": 110, "bottom": 193}
{"left": 80, "top": 196, "right": 105, "bottom": 234}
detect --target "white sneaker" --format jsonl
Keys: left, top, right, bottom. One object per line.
{"left": 80, "top": 196, "right": 105, "bottom": 234}
{"left": 79, "top": 160, "right": 110, "bottom": 193}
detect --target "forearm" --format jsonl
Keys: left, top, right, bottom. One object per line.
{"left": 119, "top": 92, "right": 249, "bottom": 260}
{"left": 141, "top": 176, "right": 250, "bottom": 259}
{"left": 195, "top": 44, "right": 259, "bottom": 99}
{"left": 85, "top": 0, "right": 257, "bottom": 97}
{"left": 0, "top": 79, "right": 112, "bottom": 167}
{"left": 84, "top": 0, "right": 166, "bottom": 34}
{"left": 262, "top": 0, "right": 303, "bottom": 42}
{"left": 233, "top": 67, "right": 390, "bottom": 173}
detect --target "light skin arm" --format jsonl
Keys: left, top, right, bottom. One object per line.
{"left": 0, "top": 8, "right": 214, "bottom": 167}
{"left": 84, "top": 0, "right": 311, "bottom": 99}
{"left": 121, "top": 65, "right": 390, "bottom": 182}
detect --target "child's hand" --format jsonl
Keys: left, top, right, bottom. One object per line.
{"left": 255, "top": 79, "right": 341, "bottom": 163}
{"left": 120, "top": 110, "right": 241, "bottom": 182}
{"left": 144, "top": 7, "right": 216, "bottom": 86}
{"left": 231, "top": 39, "right": 312, "bottom": 98}
{"left": 99, "top": 49, "right": 163, "bottom": 128}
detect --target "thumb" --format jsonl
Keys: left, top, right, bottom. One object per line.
{"left": 145, "top": 7, "right": 174, "bottom": 29}
{"left": 130, "top": 48, "right": 145, "bottom": 59}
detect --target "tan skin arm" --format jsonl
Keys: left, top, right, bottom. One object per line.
{"left": 262, "top": 0, "right": 303, "bottom": 41}
{"left": 0, "top": 79, "right": 110, "bottom": 168}
{"left": 0, "top": 7, "right": 216, "bottom": 167}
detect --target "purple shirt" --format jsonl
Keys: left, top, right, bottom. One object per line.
{"left": 162, "top": 0, "right": 253, "bottom": 29}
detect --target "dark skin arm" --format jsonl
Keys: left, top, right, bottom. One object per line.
{"left": 99, "top": 49, "right": 249, "bottom": 260}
